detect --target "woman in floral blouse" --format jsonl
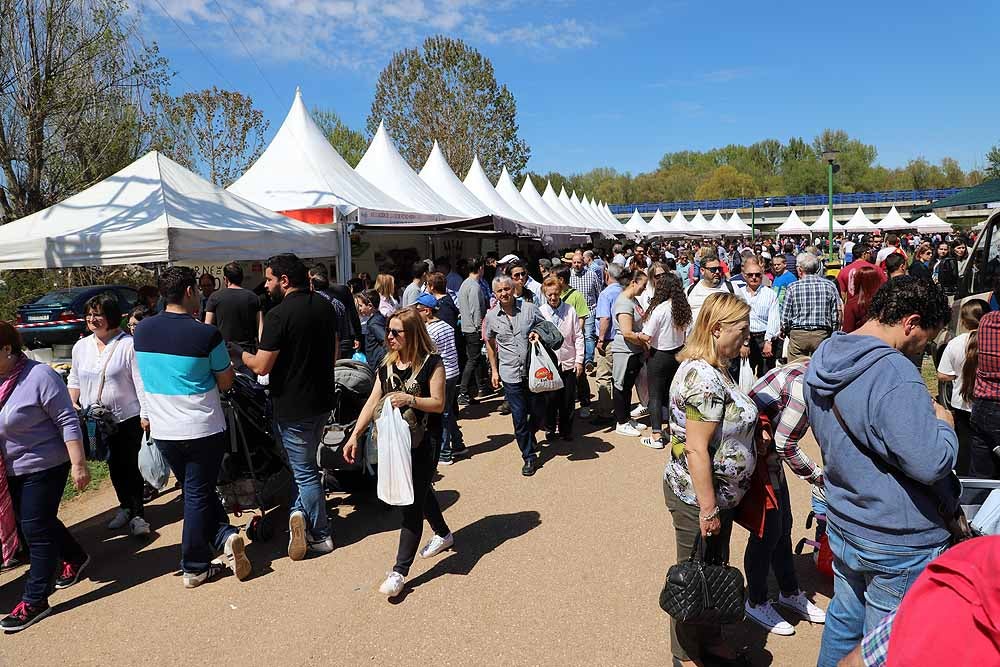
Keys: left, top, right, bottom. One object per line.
{"left": 663, "top": 292, "right": 757, "bottom": 667}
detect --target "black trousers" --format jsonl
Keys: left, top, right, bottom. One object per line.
{"left": 953, "top": 408, "right": 973, "bottom": 477}
{"left": 394, "top": 435, "right": 450, "bottom": 576}
{"left": 646, "top": 347, "right": 682, "bottom": 435}
{"left": 968, "top": 398, "right": 1000, "bottom": 479}
{"left": 613, "top": 353, "right": 644, "bottom": 425}
{"left": 743, "top": 478, "right": 799, "bottom": 604}
{"left": 108, "top": 416, "right": 145, "bottom": 517}
{"left": 546, "top": 368, "right": 578, "bottom": 436}
{"left": 747, "top": 332, "right": 776, "bottom": 378}
{"left": 459, "top": 332, "right": 488, "bottom": 397}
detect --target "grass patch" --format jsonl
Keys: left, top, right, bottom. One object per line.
{"left": 921, "top": 357, "right": 940, "bottom": 397}
{"left": 62, "top": 460, "right": 110, "bottom": 502}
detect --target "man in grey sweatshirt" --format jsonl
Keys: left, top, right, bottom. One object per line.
{"left": 805, "top": 276, "right": 957, "bottom": 667}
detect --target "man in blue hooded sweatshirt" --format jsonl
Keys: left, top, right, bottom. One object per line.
{"left": 805, "top": 276, "right": 958, "bottom": 667}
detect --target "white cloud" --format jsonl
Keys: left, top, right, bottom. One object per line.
{"left": 143, "top": 0, "right": 597, "bottom": 70}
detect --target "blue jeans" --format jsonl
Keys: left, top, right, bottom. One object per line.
{"left": 817, "top": 521, "right": 947, "bottom": 667}
{"left": 583, "top": 312, "right": 596, "bottom": 366}
{"left": 441, "top": 376, "right": 465, "bottom": 458}
{"left": 276, "top": 412, "right": 330, "bottom": 541}
{"left": 8, "top": 462, "right": 87, "bottom": 605}
{"left": 156, "top": 433, "right": 237, "bottom": 574}
{"left": 503, "top": 381, "right": 544, "bottom": 462}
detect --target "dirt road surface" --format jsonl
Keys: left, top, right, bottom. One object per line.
{"left": 1, "top": 398, "right": 828, "bottom": 666}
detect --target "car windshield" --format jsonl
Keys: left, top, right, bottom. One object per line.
{"left": 31, "top": 288, "right": 89, "bottom": 306}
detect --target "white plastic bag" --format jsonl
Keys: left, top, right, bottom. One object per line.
{"left": 528, "top": 342, "right": 564, "bottom": 393}
{"left": 738, "top": 358, "right": 756, "bottom": 393}
{"left": 375, "top": 397, "right": 414, "bottom": 506}
{"left": 138, "top": 433, "right": 171, "bottom": 490}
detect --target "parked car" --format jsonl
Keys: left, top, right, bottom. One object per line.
{"left": 14, "top": 285, "right": 139, "bottom": 349}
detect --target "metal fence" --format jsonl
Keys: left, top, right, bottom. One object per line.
{"left": 608, "top": 188, "right": 965, "bottom": 215}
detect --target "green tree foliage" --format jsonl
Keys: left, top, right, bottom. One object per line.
{"left": 148, "top": 87, "right": 269, "bottom": 187}
{"left": 0, "top": 0, "right": 169, "bottom": 224}
{"left": 694, "top": 165, "right": 757, "bottom": 200}
{"left": 368, "top": 35, "right": 530, "bottom": 183}
{"left": 312, "top": 108, "right": 367, "bottom": 168}
{"left": 986, "top": 143, "right": 1000, "bottom": 180}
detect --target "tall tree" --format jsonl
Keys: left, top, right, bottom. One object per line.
{"left": 148, "top": 87, "right": 269, "bottom": 187}
{"left": 368, "top": 36, "right": 531, "bottom": 182}
{"left": 312, "top": 108, "right": 367, "bottom": 168}
{"left": 986, "top": 143, "right": 1000, "bottom": 180}
{"left": 694, "top": 165, "right": 757, "bottom": 200}
{"left": 0, "top": 0, "right": 168, "bottom": 223}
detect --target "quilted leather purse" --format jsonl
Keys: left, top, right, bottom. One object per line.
{"left": 658, "top": 535, "right": 746, "bottom": 625}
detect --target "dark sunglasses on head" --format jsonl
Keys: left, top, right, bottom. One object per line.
{"left": 387, "top": 328, "right": 405, "bottom": 338}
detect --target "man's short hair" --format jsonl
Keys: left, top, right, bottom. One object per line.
{"left": 223, "top": 262, "right": 244, "bottom": 286}
{"left": 796, "top": 253, "right": 821, "bottom": 275}
{"left": 427, "top": 271, "right": 447, "bottom": 294}
{"left": 554, "top": 265, "right": 572, "bottom": 284}
{"left": 886, "top": 234, "right": 899, "bottom": 247}
{"left": 266, "top": 253, "right": 309, "bottom": 289}
{"left": 852, "top": 243, "right": 870, "bottom": 259}
{"left": 468, "top": 256, "right": 485, "bottom": 273}
{"left": 361, "top": 288, "right": 381, "bottom": 310}
{"left": 411, "top": 261, "right": 428, "bottom": 280}
{"left": 583, "top": 250, "right": 594, "bottom": 260}
{"left": 606, "top": 262, "right": 624, "bottom": 281}
{"left": 699, "top": 252, "right": 720, "bottom": 267}
{"left": 884, "top": 253, "right": 906, "bottom": 275}
{"left": 492, "top": 275, "right": 514, "bottom": 291}
{"left": 783, "top": 242, "right": 794, "bottom": 253}
{"left": 159, "top": 266, "right": 197, "bottom": 305}
{"left": 538, "top": 258, "right": 552, "bottom": 270}
{"left": 308, "top": 263, "right": 330, "bottom": 291}
{"left": 869, "top": 276, "right": 949, "bottom": 330}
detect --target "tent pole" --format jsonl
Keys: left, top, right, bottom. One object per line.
{"left": 336, "top": 208, "right": 352, "bottom": 284}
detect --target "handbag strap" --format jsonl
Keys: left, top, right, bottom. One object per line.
{"left": 94, "top": 333, "right": 124, "bottom": 405}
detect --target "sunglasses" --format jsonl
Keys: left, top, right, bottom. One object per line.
{"left": 744, "top": 272, "right": 762, "bottom": 278}
{"left": 702, "top": 265, "right": 721, "bottom": 273}
{"left": 387, "top": 328, "right": 405, "bottom": 338}
{"left": 511, "top": 272, "right": 526, "bottom": 279}
{"left": 653, "top": 272, "right": 666, "bottom": 278}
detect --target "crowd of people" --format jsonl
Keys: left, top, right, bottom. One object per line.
{"left": 0, "top": 228, "right": 998, "bottom": 667}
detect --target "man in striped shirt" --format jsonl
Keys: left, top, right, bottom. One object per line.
{"left": 742, "top": 257, "right": 781, "bottom": 377}
{"left": 415, "top": 294, "right": 465, "bottom": 465}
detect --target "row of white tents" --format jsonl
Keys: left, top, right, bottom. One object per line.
{"left": 624, "top": 203, "right": 954, "bottom": 239}
{"left": 0, "top": 87, "right": 959, "bottom": 272}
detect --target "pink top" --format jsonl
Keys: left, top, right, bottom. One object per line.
{"left": 540, "top": 302, "right": 584, "bottom": 371}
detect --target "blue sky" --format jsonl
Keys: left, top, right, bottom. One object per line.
{"left": 140, "top": 0, "right": 998, "bottom": 179}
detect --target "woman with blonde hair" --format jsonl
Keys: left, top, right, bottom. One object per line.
{"left": 663, "top": 292, "right": 758, "bottom": 666}
{"left": 344, "top": 307, "right": 451, "bottom": 598}
{"left": 375, "top": 273, "right": 401, "bottom": 318}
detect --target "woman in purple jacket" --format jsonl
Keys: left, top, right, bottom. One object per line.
{"left": 0, "top": 321, "right": 90, "bottom": 633}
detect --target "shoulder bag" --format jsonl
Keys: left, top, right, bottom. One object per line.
{"left": 659, "top": 534, "right": 746, "bottom": 625}
{"left": 81, "top": 335, "right": 123, "bottom": 460}
{"left": 372, "top": 357, "right": 429, "bottom": 448}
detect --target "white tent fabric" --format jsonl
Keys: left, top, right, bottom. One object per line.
{"left": 545, "top": 184, "right": 591, "bottom": 231}
{"left": 463, "top": 157, "right": 531, "bottom": 225}
{"left": 687, "top": 210, "right": 710, "bottom": 234}
{"left": 810, "top": 208, "right": 843, "bottom": 232}
{"left": 355, "top": 122, "right": 465, "bottom": 218}
{"left": 667, "top": 210, "right": 690, "bottom": 236}
{"left": 418, "top": 141, "right": 492, "bottom": 217}
{"left": 647, "top": 209, "right": 670, "bottom": 235}
{"left": 705, "top": 210, "right": 727, "bottom": 236}
{"left": 228, "top": 88, "right": 408, "bottom": 216}
{"left": 570, "top": 191, "right": 609, "bottom": 232}
{"left": 913, "top": 212, "right": 953, "bottom": 234}
{"left": 521, "top": 176, "right": 581, "bottom": 232}
{"left": 0, "top": 151, "right": 338, "bottom": 270}
{"left": 727, "top": 211, "right": 753, "bottom": 234}
{"left": 875, "top": 205, "right": 911, "bottom": 231}
{"left": 842, "top": 207, "right": 878, "bottom": 232}
{"left": 601, "top": 202, "right": 623, "bottom": 232}
{"left": 623, "top": 210, "right": 650, "bottom": 235}
{"left": 495, "top": 167, "right": 549, "bottom": 227}
{"left": 587, "top": 197, "right": 617, "bottom": 233}
{"left": 775, "top": 209, "right": 811, "bottom": 235}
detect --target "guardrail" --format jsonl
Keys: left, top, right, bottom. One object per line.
{"left": 608, "top": 188, "right": 965, "bottom": 215}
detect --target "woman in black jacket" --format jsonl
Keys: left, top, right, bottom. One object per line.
{"left": 908, "top": 242, "right": 933, "bottom": 282}
{"left": 355, "top": 290, "right": 387, "bottom": 369}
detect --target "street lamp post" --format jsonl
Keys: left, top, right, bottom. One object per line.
{"left": 822, "top": 149, "right": 841, "bottom": 264}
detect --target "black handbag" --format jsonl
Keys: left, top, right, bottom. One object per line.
{"left": 659, "top": 535, "right": 746, "bottom": 625}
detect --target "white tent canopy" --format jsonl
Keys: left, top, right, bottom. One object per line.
{"left": 687, "top": 210, "right": 710, "bottom": 234}
{"left": 545, "top": 183, "right": 589, "bottom": 231}
{"left": 842, "top": 207, "right": 879, "bottom": 233}
{"left": 355, "top": 122, "right": 465, "bottom": 218}
{"left": 521, "top": 175, "right": 580, "bottom": 232}
{"left": 647, "top": 209, "right": 670, "bottom": 235}
{"left": 727, "top": 211, "right": 752, "bottom": 234}
{"left": 495, "top": 167, "right": 548, "bottom": 227}
{"left": 601, "top": 202, "right": 623, "bottom": 232}
{"left": 570, "top": 191, "right": 608, "bottom": 232}
{"left": 0, "top": 151, "right": 338, "bottom": 270}
{"left": 418, "top": 141, "right": 492, "bottom": 217}
{"left": 810, "top": 208, "right": 843, "bottom": 232}
{"left": 463, "top": 157, "right": 531, "bottom": 225}
{"left": 705, "top": 210, "right": 726, "bottom": 236}
{"left": 623, "top": 209, "right": 650, "bottom": 235}
{"left": 775, "top": 209, "right": 812, "bottom": 235}
{"left": 666, "top": 210, "right": 690, "bottom": 236}
{"left": 228, "top": 88, "right": 409, "bottom": 218}
{"left": 913, "top": 212, "right": 953, "bottom": 234}
{"left": 875, "top": 205, "right": 911, "bottom": 231}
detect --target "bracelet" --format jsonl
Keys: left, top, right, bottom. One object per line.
{"left": 699, "top": 506, "right": 720, "bottom": 522}
{"left": 410, "top": 395, "right": 416, "bottom": 407}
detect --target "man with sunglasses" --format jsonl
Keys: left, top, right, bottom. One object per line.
{"left": 685, "top": 252, "right": 746, "bottom": 328}
{"left": 742, "top": 258, "right": 780, "bottom": 376}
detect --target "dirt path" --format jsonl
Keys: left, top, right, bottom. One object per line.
{"left": 1, "top": 399, "right": 827, "bottom": 666}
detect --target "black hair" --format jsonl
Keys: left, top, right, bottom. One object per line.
{"left": 643, "top": 272, "right": 691, "bottom": 329}
{"left": 868, "top": 276, "right": 949, "bottom": 330}
{"left": 158, "top": 266, "right": 197, "bottom": 305}
{"left": 411, "top": 261, "right": 428, "bottom": 280}
{"left": 360, "top": 288, "right": 381, "bottom": 310}
{"left": 884, "top": 253, "right": 906, "bottom": 275}
{"left": 347, "top": 278, "right": 365, "bottom": 294}
{"left": 663, "top": 257, "right": 677, "bottom": 271}
{"left": 699, "top": 252, "right": 720, "bottom": 267}
{"left": 783, "top": 242, "right": 794, "bottom": 253}
{"left": 852, "top": 243, "right": 870, "bottom": 259}
{"left": 129, "top": 304, "right": 150, "bottom": 321}
{"left": 266, "top": 254, "right": 309, "bottom": 289}
{"left": 468, "top": 256, "right": 485, "bottom": 273}
{"left": 85, "top": 292, "right": 123, "bottom": 327}
{"left": 223, "top": 262, "right": 244, "bottom": 286}
{"left": 554, "top": 265, "right": 572, "bottom": 284}
{"left": 434, "top": 256, "right": 451, "bottom": 271}
{"left": 308, "top": 263, "right": 331, "bottom": 291}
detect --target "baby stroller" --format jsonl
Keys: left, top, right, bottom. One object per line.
{"left": 317, "top": 359, "right": 376, "bottom": 483}
{"left": 794, "top": 486, "right": 834, "bottom": 579}
{"left": 218, "top": 370, "right": 291, "bottom": 541}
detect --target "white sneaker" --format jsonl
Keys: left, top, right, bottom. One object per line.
{"left": 183, "top": 563, "right": 226, "bottom": 589}
{"left": 127, "top": 516, "right": 150, "bottom": 536}
{"left": 629, "top": 419, "right": 647, "bottom": 431}
{"left": 107, "top": 508, "right": 131, "bottom": 530}
{"left": 419, "top": 533, "right": 454, "bottom": 559}
{"left": 615, "top": 422, "right": 642, "bottom": 437}
{"left": 630, "top": 405, "right": 649, "bottom": 419}
{"left": 224, "top": 533, "right": 252, "bottom": 581}
{"left": 640, "top": 436, "right": 665, "bottom": 450}
{"left": 308, "top": 536, "right": 335, "bottom": 556}
{"left": 288, "top": 511, "right": 308, "bottom": 561}
{"left": 745, "top": 600, "right": 795, "bottom": 635}
{"left": 378, "top": 571, "right": 405, "bottom": 597}
{"left": 777, "top": 591, "right": 827, "bottom": 624}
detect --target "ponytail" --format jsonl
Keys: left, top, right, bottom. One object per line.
{"left": 960, "top": 330, "right": 979, "bottom": 405}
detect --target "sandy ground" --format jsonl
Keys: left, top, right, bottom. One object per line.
{"left": 0, "top": 395, "right": 830, "bottom": 667}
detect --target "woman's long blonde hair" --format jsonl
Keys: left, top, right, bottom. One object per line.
{"left": 678, "top": 292, "right": 750, "bottom": 370}
{"left": 384, "top": 307, "right": 436, "bottom": 368}
{"left": 375, "top": 273, "right": 396, "bottom": 301}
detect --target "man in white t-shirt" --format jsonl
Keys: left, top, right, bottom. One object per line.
{"left": 876, "top": 234, "right": 905, "bottom": 266}
{"left": 686, "top": 252, "right": 747, "bottom": 329}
